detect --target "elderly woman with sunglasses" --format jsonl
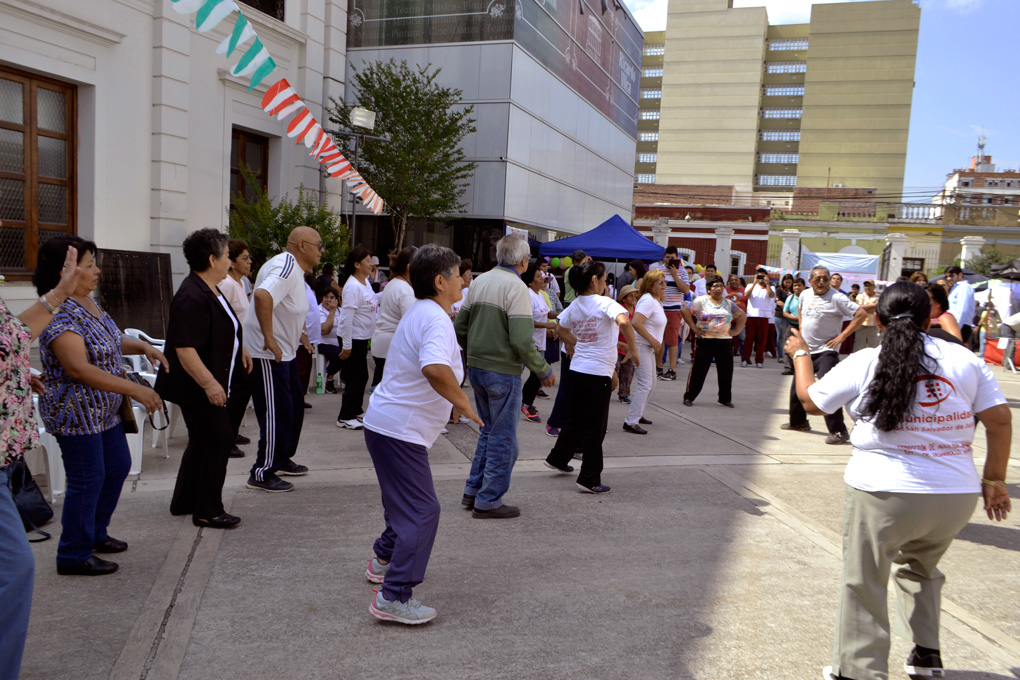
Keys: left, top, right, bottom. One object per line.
{"left": 35, "top": 236, "right": 165, "bottom": 576}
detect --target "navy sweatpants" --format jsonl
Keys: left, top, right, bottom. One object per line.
{"left": 249, "top": 358, "right": 305, "bottom": 481}
{"left": 365, "top": 428, "right": 441, "bottom": 603}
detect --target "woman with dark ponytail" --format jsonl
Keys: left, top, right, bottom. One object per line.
{"left": 786, "top": 282, "right": 1012, "bottom": 680}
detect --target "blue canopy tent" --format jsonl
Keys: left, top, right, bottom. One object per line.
{"left": 538, "top": 215, "right": 665, "bottom": 262}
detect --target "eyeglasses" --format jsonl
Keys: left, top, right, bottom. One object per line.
{"left": 302, "top": 241, "right": 325, "bottom": 252}
{"left": 236, "top": 254, "right": 252, "bottom": 262}
{"left": 810, "top": 276, "right": 829, "bottom": 282}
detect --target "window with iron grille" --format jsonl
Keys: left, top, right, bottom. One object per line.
{"left": 760, "top": 130, "right": 801, "bottom": 142}
{"left": 768, "top": 39, "right": 809, "bottom": 51}
{"left": 640, "top": 111, "right": 660, "bottom": 120}
{"left": 759, "top": 153, "right": 799, "bottom": 164}
{"left": 0, "top": 66, "right": 76, "bottom": 276}
{"left": 756, "top": 175, "right": 797, "bottom": 186}
{"left": 643, "top": 68, "right": 663, "bottom": 78}
{"left": 637, "top": 153, "right": 657, "bottom": 163}
{"left": 643, "top": 45, "right": 664, "bottom": 56}
{"left": 765, "top": 61, "right": 807, "bottom": 74}
{"left": 641, "top": 89, "right": 661, "bottom": 99}
{"left": 761, "top": 108, "right": 802, "bottom": 119}
{"left": 764, "top": 85, "right": 805, "bottom": 97}
{"left": 639, "top": 132, "right": 659, "bottom": 142}
{"left": 238, "top": 0, "right": 285, "bottom": 21}
{"left": 636, "top": 174, "right": 656, "bottom": 183}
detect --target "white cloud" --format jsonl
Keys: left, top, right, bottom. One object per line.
{"left": 943, "top": 0, "right": 984, "bottom": 13}
{"left": 621, "top": 0, "right": 894, "bottom": 32}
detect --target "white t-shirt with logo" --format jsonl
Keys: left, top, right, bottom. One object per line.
{"left": 808, "top": 335, "right": 1006, "bottom": 494}
{"left": 243, "top": 252, "right": 308, "bottom": 362}
{"left": 363, "top": 299, "right": 464, "bottom": 448}
{"left": 529, "top": 288, "right": 550, "bottom": 352}
{"left": 634, "top": 293, "right": 666, "bottom": 347}
{"left": 559, "top": 294, "right": 628, "bottom": 378}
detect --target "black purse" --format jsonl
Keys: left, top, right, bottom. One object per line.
{"left": 4, "top": 456, "right": 53, "bottom": 542}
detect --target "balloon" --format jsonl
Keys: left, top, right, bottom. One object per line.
{"left": 562, "top": 256, "right": 573, "bottom": 268}
{"left": 695, "top": 264, "right": 705, "bottom": 273}
{"left": 550, "top": 257, "right": 560, "bottom": 268}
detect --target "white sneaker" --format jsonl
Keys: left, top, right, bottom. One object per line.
{"left": 440, "top": 427, "right": 449, "bottom": 434}
{"left": 677, "top": 358, "right": 687, "bottom": 364}
{"left": 740, "top": 361, "right": 748, "bottom": 367}
{"left": 458, "top": 415, "right": 471, "bottom": 424}
{"left": 337, "top": 419, "right": 364, "bottom": 430}
{"left": 370, "top": 589, "right": 436, "bottom": 625}
{"left": 366, "top": 557, "right": 390, "bottom": 584}
{"left": 756, "top": 363, "right": 763, "bottom": 368}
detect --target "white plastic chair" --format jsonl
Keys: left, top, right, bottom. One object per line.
{"left": 125, "top": 402, "right": 147, "bottom": 475}
{"left": 30, "top": 395, "right": 65, "bottom": 501}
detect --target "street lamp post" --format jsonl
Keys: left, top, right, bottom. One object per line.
{"left": 322, "top": 106, "right": 388, "bottom": 247}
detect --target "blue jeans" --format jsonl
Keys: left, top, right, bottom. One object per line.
{"left": 464, "top": 367, "right": 522, "bottom": 510}
{"left": 55, "top": 424, "right": 131, "bottom": 565}
{"left": 0, "top": 468, "right": 34, "bottom": 680}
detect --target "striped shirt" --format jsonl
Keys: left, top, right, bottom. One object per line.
{"left": 650, "top": 261, "right": 691, "bottom": 311}
{"left": 39, "top": 297, "right": 125, "bottom": 436}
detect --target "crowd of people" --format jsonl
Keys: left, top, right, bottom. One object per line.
{"left": 0, "top": 229, "right": 1011, "bottom": 678}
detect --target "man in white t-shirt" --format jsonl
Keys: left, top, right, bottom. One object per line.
{"left": 243, "top": 226, "right": 322, "bottom": 492}
{"left": 692, "top": 263, "right": 717, "bottom": 298}
{"left": 783, "top": 265, "right": 874, "bottom": 445}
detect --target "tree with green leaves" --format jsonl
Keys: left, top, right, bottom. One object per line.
{"left": 228, "top": 164, "right": 350, "bottom": 278}
{"left": 962, "top": 244, "right": 1015, "bottom": 277}
{"left": 328, "top": 59, "right": 477, "bottom": 249}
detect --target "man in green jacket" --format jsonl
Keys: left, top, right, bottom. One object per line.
{"left": 455, "top": 234, "right": 555, "bottom": 519}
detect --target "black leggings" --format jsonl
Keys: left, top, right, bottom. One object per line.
{"left": 522, "top": 371, "right": 541, "bottom": 407}
{"left": 545, "top": 370, "right": 611, "bottom": 488}
{"left": 338, "top": 339, "right": 370, "bottom": 420}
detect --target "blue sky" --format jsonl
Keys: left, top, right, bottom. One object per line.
{"left": 621, "top": 0, "right": 1019, "bottom": 201}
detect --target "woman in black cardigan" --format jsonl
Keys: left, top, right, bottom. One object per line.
{"left": 157, "top": 229, "right": 252, "bottom": 528}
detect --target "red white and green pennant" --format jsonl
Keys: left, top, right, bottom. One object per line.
{"left": 170, "top": 0, "right": 384, "bottom": 214}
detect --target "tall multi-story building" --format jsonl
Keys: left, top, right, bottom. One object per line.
{"left": 934, "top": 146, "right": 1020, "bottom": 209}
{"left": 636, "top": 31, "right": 664, "bottom": 184}
{"left": 346, "top": 0, "right": 643, "bottom": 259}
{"left": 652, "top": 0, "right": 919, "bottom": 199}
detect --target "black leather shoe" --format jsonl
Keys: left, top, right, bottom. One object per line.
{"left": 228, "top": 446, "right": 245, "bottom": 458}
{"left": 622, "top": 423, "right": 647, "bottom": 435}
{"left": 461, "top": 493, "right": 475, "bottom": 510}
{"left": 638, "top": 417, "right": 653, "bottom": 425}
{"left": 472, "top": 504, "right": 521, "bottom": 519}
{"left": 235, "top": 434, "right": 251, "bottom": 445}
{"left": 193, "top": 513, "right": 241, "bottom": 529}
{"left": 57, "top": 556, "right": 119, "bottom": 576}
{"left": 719, "top": 402, "right": 735, "bottom": 408}
{"left": 93, "top": 537, "right": 128, "bottom": 553}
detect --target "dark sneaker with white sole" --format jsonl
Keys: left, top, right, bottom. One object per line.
{"left": 246, "top": 474, "right": 294, "bottom": 493}
{"left": 471, "top": 504, "right": 521, "bottom": 519}
{"left": 825, "top": 432, "right": 850, "bottom": 445}
{"left": 543, "top": 460, "right": 574, "bottom": 474}
{"left": 576, "top": 482, "right": 611, "bottom": 494}
{"left": 277, "top": 460, "right": 309, "bottom": 476}
{"left": 905, "top": 645, "right": 944, "bottom": 678}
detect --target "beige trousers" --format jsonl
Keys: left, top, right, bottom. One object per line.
{"left": 831, "top": 485, "right": 977, "bottom": 680}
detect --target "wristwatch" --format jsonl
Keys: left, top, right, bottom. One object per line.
{"left": 793, "top": 349, "right": 810, "bottom": 360}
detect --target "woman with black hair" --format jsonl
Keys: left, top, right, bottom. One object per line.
{"left": 35, "top": 236, "right": 166, "bottom": 575}
{"left": 336, "top": 248, "right": 378, "bottom": 429}
{"left": 925, "top": 281, "right": 963, "bottom": 343}
{"left": 787, "top": 282, "right": 1011, "bottom": 680}
{"left": 158, "top": 228, "right": 251, "bottom": 529}
{"left": 544, "top": 260, "right": 638, "bottom": 493}
{"left": 370, "top": 247, "right": 415, "bottom": 391}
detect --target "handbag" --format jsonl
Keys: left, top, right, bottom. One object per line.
{"left": 4, "top": 456, "right": 53, "bottom": 542}
{"left": 118, "top": 371, "right": 152, "bottom": 434}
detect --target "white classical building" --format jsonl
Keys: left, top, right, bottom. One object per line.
{"left": 0, "top": 0, "right": 350, "bottom": 313}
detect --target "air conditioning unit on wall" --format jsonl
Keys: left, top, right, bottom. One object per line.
{"left": 833, "top": 183, "right": 843, "bottom": 188}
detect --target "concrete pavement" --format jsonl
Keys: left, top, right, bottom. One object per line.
{"left": 20, "top": 353, "right": 1020, "bottom": 679}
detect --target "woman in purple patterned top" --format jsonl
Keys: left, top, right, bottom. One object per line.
{"left": 35, "top": 236, "right": 166, "bottom": 578}
{"left": 0, "top": 243, "right": 83, "bottom": 679}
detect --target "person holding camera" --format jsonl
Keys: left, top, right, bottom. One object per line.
{"left": 650, "top": 246, "right": 690, "bottom": 380}
{"left": 741, "top": 268, "right": 775, "bottom": 368}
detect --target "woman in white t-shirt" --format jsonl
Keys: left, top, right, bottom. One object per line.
{"left": 337, "top": 248, "right": 379, "bottom": 430}
{"left": 623, "top": 269, "right": 666, "bottom": 434}
{"left": 543, "top": 261, "right": 638, "bottom": 494}
{"left": 521, "top": 262, "right": 556, "bottom": 423}
{"left": 371, "top": 247, "right": 415, "bottom": 391}
{"left": 362, "top": 245, "right": 483, "bottom": 625}
{"left": 787, "top": 282, "right": 1012, "bottom": 680}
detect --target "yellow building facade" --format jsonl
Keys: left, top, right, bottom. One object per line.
{"left": 655, "top": 0, "right": 920, "bottom": 199}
